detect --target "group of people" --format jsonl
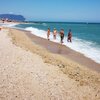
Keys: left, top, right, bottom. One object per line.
{"left": 47, "top": 28, "right": 72, "bottom": 44}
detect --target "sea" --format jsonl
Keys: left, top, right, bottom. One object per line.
{"left": 1, "top": 22, "right": 100, "bottom": 64}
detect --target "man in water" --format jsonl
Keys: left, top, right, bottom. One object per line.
{"left": 53, "top": 28, "right": 57, "bottom": 39}
{"left": 60, "top": 29, "right": 64, "bottom": 44}
{"left": 47, "top": 28, "right": 50, "bottom": 40}
{"left": 67, "top": 29, "right": 72, "bottom": 42}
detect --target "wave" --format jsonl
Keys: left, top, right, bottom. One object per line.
{"left": 42, "top": 23, "right": 47, "bottom": 26}
{"left": 25, "top": 27, "right": 48, "bottom": 38}
{"left": 26, "top": 22, "right": 47, "bottom": 26}
{"left": 25, "top": 27, "right": 100, "bottom": 64}
{"left": 64, "top": 38, "right": 100, "bottom": 63}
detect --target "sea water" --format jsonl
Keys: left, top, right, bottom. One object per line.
{"left": 3, "top": 22, "right": 100, "bottom": 64}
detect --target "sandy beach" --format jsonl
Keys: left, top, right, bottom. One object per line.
{"left": 0, "top": 27, "right": 100, "bottom": 100}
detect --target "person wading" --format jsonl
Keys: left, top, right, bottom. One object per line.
{"left": 53, "top": 28, "right": 57, "bottom": 39}
{"left": 67, "top": 29, "right": 72, "bottom": 42}
{"left": 47, "top": 28, "right": 50, "bottom": 40}
{"left": 60, "top": 29, "right": 64, "bottom": 44}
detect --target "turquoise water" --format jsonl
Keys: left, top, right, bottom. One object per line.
{"left": 16, "top": 22, "right": 100, "bottom": 47}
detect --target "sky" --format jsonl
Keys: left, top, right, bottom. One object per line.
{"left": 0, "top": 0, "right": 100, "bottom": 22}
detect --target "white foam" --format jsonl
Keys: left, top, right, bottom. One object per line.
{"left": 25, "top": 27, "right": 47, "bottom": 38}
{"left": 0, "top": 22, "right": 18, "bottom": 27}
{"left": 25, "top": 27, "right": 100, "bottom": 64}
{"left": 63, "top": 38, "right": 100, "bottom": 64}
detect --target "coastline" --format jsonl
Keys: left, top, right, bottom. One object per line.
{"left": 25, "top": 30, "right": 100, "bottom": 72}
{"left": 0, "top": 27, "right": 100, "bottom": 99}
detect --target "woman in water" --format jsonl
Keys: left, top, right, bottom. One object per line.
{"left": 67, "top": 29, "right": 72, "bottom": 42}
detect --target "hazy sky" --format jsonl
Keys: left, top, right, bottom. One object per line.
{"left": 0, "top": 0, "right": 100, "bottom": 22}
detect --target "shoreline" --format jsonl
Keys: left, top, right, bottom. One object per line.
{"left": 1, "top": 22, "right": 100, "bottom": 65}
{"left": 25, "top": 30, "right": 100, "bottom": 72}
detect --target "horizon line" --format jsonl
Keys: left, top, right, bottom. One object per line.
{"left": 25, "top": 21, "right": 100, "bottom": 24}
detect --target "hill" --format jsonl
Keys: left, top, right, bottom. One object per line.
{"left": 0, "top": 14, "right": 25, "bottom": 21}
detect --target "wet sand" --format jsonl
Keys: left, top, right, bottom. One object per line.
{"left": 25, "top": 31, "right": 100, "bottom": 73}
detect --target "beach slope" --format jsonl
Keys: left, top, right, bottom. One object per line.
{"left": 0, "top": 28, "right": 100, "bottom": 100}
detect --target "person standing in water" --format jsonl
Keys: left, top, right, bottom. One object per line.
{"left": 53, "top": 28, "right": 57, "bottom": 39}
{"left": 67, "top": 29, "right": 72, "bottom": 42}
{"left": 47, "top": 28, "right": 50, "bottom": 40}
{"left": 60, "top": 29, "right": 64, "bottom": 44}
